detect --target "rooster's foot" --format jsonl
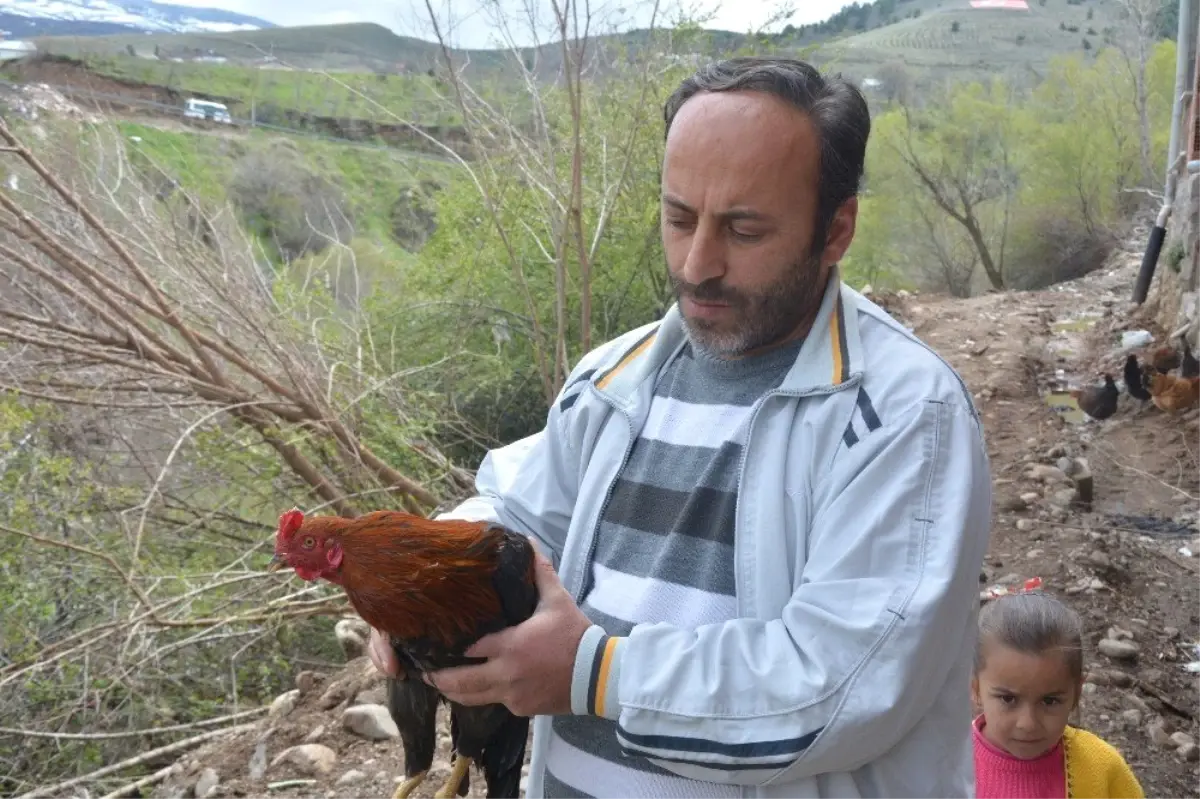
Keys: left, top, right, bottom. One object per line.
{"left": 393, "top": 770, "right": 428, "bottom": 799}
{"left": 433, "top": 755, "right": 473, "bottom": 799}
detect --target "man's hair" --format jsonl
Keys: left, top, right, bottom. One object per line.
{"left": 975, "top": 591, "right": 1084, "bottom": 685}
{"left": 663, "top": 57, "right": 871, "bottom": 242}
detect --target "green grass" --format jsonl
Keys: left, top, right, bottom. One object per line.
{"left": 813, "top": 0, "right": 1137, "bottom": 89}
{"left": 63, "top": 54, "right": 462, "bottom": 125}
{"left": 116, "top": 121, "right": 453, "bottom": 242}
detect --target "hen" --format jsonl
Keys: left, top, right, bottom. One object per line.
{"left": 1071, "top": 374, "right": 1118, "bottom": 420}
{"left": 1146, "top": 372, "right": 1200, "bottom": 414}
{"left": 1123, "top": 354, "right": 1152, "bottom": 402}
{"left": 270, "top": 509, "right": 538, "bottom": 799}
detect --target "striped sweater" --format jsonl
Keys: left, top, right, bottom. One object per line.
{"left": 543, "top": 337, "right": 802, "bottom": 798}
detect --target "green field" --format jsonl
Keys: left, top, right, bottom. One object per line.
{"left": 72, "top": 53, "right": 461, "bottom": 124}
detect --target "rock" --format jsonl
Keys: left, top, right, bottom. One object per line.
{"left": 1149, "top": 722, "right": 1174, "bottom": 748}
{"left": 1171, "top": 732, "right": 1196, "bottom": 748}
{"left": 305, "top": 724, "right": 326, "bottom": 743}
{"left": 335, "top": 617, "right": 371, "bottom": 660}
{"left": 1056, "top": 456, "right": 1076, "bottom": 476}
{"left": 343, "top": 704, "right": 400, "bottom": 741}
{"left": 356, "top": 685, "right": 387, "bottom": 706}
{"left": 337, "top": 770, "right": 368, "bottom": 786}
{"left": 248, "top": 742, "right": 268, "bottom": 781}
{"left": 194, "top": 768, "right": 219, "bottom": 799}
{"left": 1107, "top": 626, "right": 1134, "bottom": 641}
{"left": 270, "top": 744, "right": 337, "bottom": 776}
{"left": 1087, "top": 550, "right": 1111, "bottom": 569}
{"left": 1026, "top": 464, "right": 1070, "bottom": 484}
{"left": 1121, "top": 709, "right": 1143, "bottom": 726}
{"left": 1081, "top": 682, "right": 1097, "bottom": 696}
{"left": 1165, "top": 626, "right": 1180, "bottom": 640}
{"left": 1020, "top": 491, "right": 1041, "bottom": 505}
{"left": 268, "top": 689, "right": 299, "bottom": 720}
{"left": 1045, "top": 444, "right": 1067, "bottom": 459}
{"left": 296, "top": 670, "right": 325, "bottom": 696}
{"left": 1098, "top": 638, "right": 1139, "bottom": 661}
{"left": 1026, "top": 548, "right": 1044, "bottom": 559}
{"left": 1088, "top": 577, "right": 1105, "bottom": 591}
{"left": 1048, "top": 488, "right": 1079, "bottom": 509}
{"left": 1017, "top": 519, "right": 1036, "bottom": 532}
{"left": 1179, "top": 743, "right": 1200, "bottom": 763}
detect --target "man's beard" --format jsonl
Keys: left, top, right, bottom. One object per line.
{"left": 670, "top": 252, "right": 830, "bottom": 358}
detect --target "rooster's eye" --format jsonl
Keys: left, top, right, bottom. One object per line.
{"left": 301, "top": 536, "right": 315, "bottom": 550}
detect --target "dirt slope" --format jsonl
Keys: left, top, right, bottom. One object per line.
{"left": 149, "top": 250, "right": 1199, "bottom": 799}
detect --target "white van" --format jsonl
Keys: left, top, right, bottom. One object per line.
{"left": 183, "top": 98, "right": 232, "bottom": 124}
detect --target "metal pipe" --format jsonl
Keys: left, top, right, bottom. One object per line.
{"left": 1132, "top": 0, "right": 1197, "bottom": 304}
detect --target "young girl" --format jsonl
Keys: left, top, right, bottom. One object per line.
{"left": 972, "top": 591, "right": 1144, "bottom": 799}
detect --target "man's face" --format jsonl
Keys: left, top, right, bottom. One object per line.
{"left": 661, "top": 90, "right": 856, "bottom": 358}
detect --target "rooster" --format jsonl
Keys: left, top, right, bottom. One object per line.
{"left": 269, "top": 508, "right": 538, "bottom": 799}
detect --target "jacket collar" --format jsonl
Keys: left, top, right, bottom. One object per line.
{"left": 593, "top": 268, "right": 865, "bottom": 407}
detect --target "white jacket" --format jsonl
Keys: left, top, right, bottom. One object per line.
{"left": 440, "top": 272, "right": 993, "bottom": 798}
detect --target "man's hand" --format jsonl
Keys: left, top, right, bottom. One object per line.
{"left": 367, "top": 626, "right": 406, "bottom": 680}
{"left": 424, "top": 544, "right": 591, "bottom": 717}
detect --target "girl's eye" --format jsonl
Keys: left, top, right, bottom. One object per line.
{"left": 998, "top": 695, "right": 1017, "bottom": 706}
{"left": 302, "top": 536, "right": 315, "bottom": 549}
{"left": 1043, "top": 697, "right": 1061, "bottom": 706}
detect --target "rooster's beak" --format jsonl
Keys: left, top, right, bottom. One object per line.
{"left": 266, "top": 554, "right": 285, "bottom": 573}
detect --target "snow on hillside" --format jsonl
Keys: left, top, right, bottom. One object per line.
{"left": 1, "top": 0, "right": 274, "bottom": 35}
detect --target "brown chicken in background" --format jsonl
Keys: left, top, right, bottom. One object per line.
{"left": 1070, "top": 373, "right": 1119, "bottom": 420}
{"left": 270, "top": 509, "right": 539, "bottom": 799}
{"left": 1148, "top": 346, "right": 1182, "bottom": 375}
{"left": 1146, "top": 371, "right": 1200, "bottom": 414}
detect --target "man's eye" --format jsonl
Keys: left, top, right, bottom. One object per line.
{"left": 731, "top": 228, "right": 764, "bottom": 242}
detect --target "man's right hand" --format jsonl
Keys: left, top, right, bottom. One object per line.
{"left": 367, "top": 627, "right": 406, "bottom": 680}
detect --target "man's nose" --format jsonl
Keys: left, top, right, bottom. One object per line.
{"left": 680, "top": 222, "right": 726, "bottom": 286}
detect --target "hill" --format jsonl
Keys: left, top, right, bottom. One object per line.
{"left": 810, "top": 0, "right": 1146, "bottom": 88}
{"left": 1, "top": 0, "right": 274, "bottom": 38}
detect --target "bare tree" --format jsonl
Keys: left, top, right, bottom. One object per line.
{"left": 1113, "top": 0, "right": 1163, "bottom": 187}
{"left": 891, "top": 103, "right": 1017, "bottom": 290}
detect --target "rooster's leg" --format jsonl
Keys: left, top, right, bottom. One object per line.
{"left": 433, "top": 755, "right": 473, "bottom": 799}
{"left": 392, "top": 770, "right": 428, "bottom": 799}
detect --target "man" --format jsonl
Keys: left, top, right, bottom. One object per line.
{"left": 369, "top": 56, "right": 992, "bottom": 798}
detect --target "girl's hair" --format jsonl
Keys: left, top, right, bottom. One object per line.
{"left": 975, "top": 591, "right": 1084, "bottom": 683}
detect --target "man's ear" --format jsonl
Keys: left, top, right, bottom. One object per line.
{"left": 821, "top": 196, "right": 859, "bottom": 268}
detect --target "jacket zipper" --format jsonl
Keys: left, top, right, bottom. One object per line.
{"left": 571, "top": 386, "right": 637, "bottom": 605}
{"left": 731, "top": 381, "right": 859, "bottom": 610}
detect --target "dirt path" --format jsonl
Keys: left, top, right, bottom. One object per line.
{"left": 150, "top": 251, "right": 1199, "bottom": 799}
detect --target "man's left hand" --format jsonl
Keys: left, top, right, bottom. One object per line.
{"left": 424, "top": 543, "right": 591, "bottom": 717}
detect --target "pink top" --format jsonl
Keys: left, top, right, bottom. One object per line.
{"left": 973, "top": 715, "right": 1068, "bottom": 799}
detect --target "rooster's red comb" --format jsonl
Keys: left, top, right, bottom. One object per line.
{"left": 277, "top": 508, "right": 304, "bottom": 545}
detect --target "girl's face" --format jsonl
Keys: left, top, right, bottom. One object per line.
{"left": 971, "top": 640, "right": 1080, "bottom": 760}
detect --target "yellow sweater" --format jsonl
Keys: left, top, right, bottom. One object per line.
{"left": 1063, "top": 726, "right": 1144, "bottom": 799}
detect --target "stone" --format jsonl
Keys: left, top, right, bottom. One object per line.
{"left": 1121, "top": 709, "right": 1143, "bottom": 726}
{"left": 296, "top": 670, "right": 324, "bottom": 696}
{"left": 270, "top": 744, "right": 337, "bottom": 776}
{"left": 248, "top": 742, "right": 268, "bottom": 781}
{"left": 1027, "top": 464, "right": 1070, "bottom": 483}
{"left": 1081, "top": 682, "right": 1097, "bottom": 696}
{"left": 1097, "top": 638, "right": 1139, "bottom": 661}
{"left": 268, "top": 689, "right": 299, "bottom": 720}
{"left": 1056, "top": 456, "right": 1076, "bottom": 476}
{"left": 194, "top": 768, "right": 219, "bottom": 799}
{"left": 335, "top": 617, "right": 370, "bottom": 660}
{"left": 1048, "top": 488, "right": 1079, "bottom": 509}
{"left": 1026, "top": 548, "right": 1044, "bottom": 559}
{"left": 1088, "top": 550, "right": 1111, "bottom": 569}
{"left": 1165, "top": 626, "right": 1180, "bottom": 640}
{"left": 1016, "top": 519, "right": 1036, "bottom": 532}
{"left": 1149, "top": 721, "right": 1173, "bottom": 748}
{"left": 1170, "top": 732, "right": 1195, "bottom": 748}
{"left": 1020, "top": 492, "right": 1041, "bottom": 505}
{"left": 1107, "top": 626, "right": 1134, "bottom": 641}
{"left": 356, "top": 685, "right": 387, "bottom": 706}
{"left": 337, "top": 770, "right": 368, "bottom": 786}
{"left": 1179, "top": 743, "right": 1200, "bottom": 763}
{"left": 343, "top": 704, "right": 400, "bottom": 741}
{"left": 304, "top": 724, "right": 325, "bottom": 743}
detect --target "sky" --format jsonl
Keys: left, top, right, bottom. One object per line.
{"left": 158, "top": 0, "right": 859, "bottom": 49}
